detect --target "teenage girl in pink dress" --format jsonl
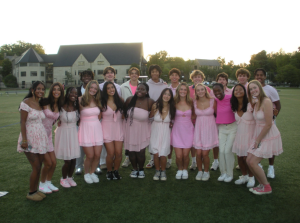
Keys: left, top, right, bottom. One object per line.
{"left": 101, "top": 81, "right": 124, "bottom": 180}
{"left": 193, "top": 83, "right": 218, "bottom": 181}
{"left": 39, "top": 82, "right": 64, "bottom": 194}
{"left": 247, "top": 80, "right": 283, "bottom": 195}
{"left": 78, "top": 80, "right": 103, "bottom": 184}
{"left": 171, "top": 82, "right": 195, "bottom": 180}
{"left": 18, "top": 81, "right": 48, "bottom": 201}
{"left": 123, "top": 83, "right": 154, "bottom": 178}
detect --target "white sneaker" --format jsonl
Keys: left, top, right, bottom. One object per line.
{"left": 235, "top": 175, "right": 249, "bottom": 185}
{"left": 153, "top": 170, "right": 160, "bottom": 180}
{"left": 145, "top": 160, "right": 154, "bottom": 168}
{"left": 130, "top": 170, "right": 138, "bottom": 178}
{"left": 267, "top": 166, "right": 275, "bottom": 178}
{"left": 138, "top": 170, "right": 145, "bottom": 178}
{"left": 195, "top": 171, "right": 203, "bottom": 181}
{"left": 176, "top": 170, "right": 183, "bottom": 179}
{"left": 166, "top": 162, "right": 171, "bottom": 169}
{"left": 218, "top": 173, "right": 226, "bottom": 181}
{"left": 122, "top": 157, "right": 130, "bottom": 167}
{"left": 189, "top": 162, "right": 197, "bottom": 170}
{"left": 46, "top": 181, "right": 59, "bottom": 192}
{"left": 39, "top": 182, "right": 52, "bottom": 194}
{"left": 258, "top": 163, "right": 263, "bottom": 169}
{"left": 202, "top": 172, "right": 210, "bottom": 181}
{"left": 90, "top": 173, "right": 99, "bottom": 183}
{"left": 247, "top": 176, "right": 255, "bottom": 188}
{"left": 224, "top": 175, "right": 233, "bottom": 183}
{"left": 84, "top": 173, "right": 93, "bottom": 184}
{"left": 182, "top": 170, "right": 188, "bottom": 179}
{"left": 211, "top": 161, "right": 219, "bottom": 171}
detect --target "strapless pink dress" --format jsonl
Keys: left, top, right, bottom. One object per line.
{"left": 102, "top": 106, "right": 124, "bottom": 143}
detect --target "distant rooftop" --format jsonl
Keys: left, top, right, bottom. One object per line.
{"left": 195, "top": 59, "right": 220, "bottom": 67}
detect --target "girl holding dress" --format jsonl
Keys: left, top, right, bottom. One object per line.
{"left": 78, "top": 80, "right": 103, "bottom": 184}
{"left": 123, "top": 83, "right": 154, "bottom": 178}
{"left": 171, "top": 82, "right": 195, "bottom": 180}
{"left": 230, "top": 84, "right": 256, "bottom": 187}
{"left": 246, "top": 80, "right": 283, "bottom": 195}
{"left": 149, "top": 88, "right": 176, "bottom": 181}
{"left": 39, "top": 82, "right": 64, "bottom": 193}
{"left": 18, "top": 81, "right": 48, "bottom": 201}
{"left": 55, "top": 87, "right": 80, "bottom": 188}
{"left": 101, "top": 81, "right": 124, "bottom": 180}
{"left": 193, "top": 83, "right": 218, "bottom": 181}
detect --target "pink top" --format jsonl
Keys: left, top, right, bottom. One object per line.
{"left": 189, "top": 85, "right": 211, "bottom": 100}
{"left": 101, "top": 106, "right": 123, "bottom": 142}
{"left": 215, "top": 94, "right": 235, "bottom": 124}
{"left": 210, "top": 86, "right": 232, "bottom": 98}
{"left": 42, "top": 109, "right": 59, "bottom": 152}
{"left": 129, "top": 82, "right": 137, "bottom": 95}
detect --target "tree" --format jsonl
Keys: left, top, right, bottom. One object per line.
{"left": 0, "top": 41, "right": 45, "bottom": 61}
{"left": 248, "top": 50, "right": 269, "bottom": 73}
{"left": 64, "top": 71, "right": 74, "bottom": 85}
{"left": 3, "top": 74, "right": 18, "bottom": 87}
{"left": 147, "top": 50, "right": 168, "bottom": 72}
{"left": 276, "top": 64, "right": 300, "bottom": 86}
{"left": 1, "top": 59, "right": 12, "bottom": 78}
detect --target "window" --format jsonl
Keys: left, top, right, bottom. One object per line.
{"left": 97, "top": 61, "right": 104, "bottom": 65}
{"left": 126, "top": 69, "right": 129, "bottom": 74}
{"left": 78, "top": 61, "right": 85, "bottom": 66}
{"left": 115, "top": 69, "right": 117, "bottom": 74}
{"left": 75, "top": 80, "right": 77, "bottom": 85}
{"left": 30, "top": 71, "right": 37, "bottom": 76}
{"left": 75, "top": 71, "right": 76, "bottom": 75}
{"left": 21, "top": 72, "right": 26, "bottom": 77}
{"left": 20, "top": 63, "right": 27, "bottom": 67}
{"left": 41, "top": 71, "right": 45, "bottom": 76}
{"left": 32, "top": 81, "right": 36, "bottom": 84}
{"left": 29, "top": 63, "right": 39, "bottom": 67}
{"left": 97, "top": 70, "right": 104, "bottom": 75}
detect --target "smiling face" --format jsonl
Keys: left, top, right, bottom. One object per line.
{"left": 151, "top": 68, "right": 160, "bottom": 82}
{"left": 162, "top": 90, "right": 171, "bottom": 102}
{"left": 34, "top": 84, "right": 45, "bottom": 99}
{"left": 104, "top": 70, "right": 115, "bottom": 82}
{"left": 52, "top": 85, "right": 61, "bottom": 99}
{"left": 237, "top": 74, "right": 249, "bottom": 85}
{"left": 192, "top": 75, "right": 203, "bottom": 85}
{"left": 82, "top": 73, "right": 93, "bottom": 85}
{"left": 217, "top": 77, "right": 228, "bottom": 88}
{"left": 249, "top": 83, "right": 260, "bottom": 98}
{"left": 89, "top": 83, "right": 98, "bottom": 96}
{"left": 179, "top": 85, "right": 188, "bottom": 98}
{"left": 234, "top": 85, "right": 245, "bottom": 98}
{"left": 136, "top": 84, "right": 147, "bottom": 98}
{"left": 169, "top": 73, "right": 180, "bottom": 84}
{"left": 106, "top": 83, "right": 116, "bottom": 96}
{"left": 254, "top": 70, "right": 266, "bottom": 85}
{"left": 213, "top": 85, "right": 224, "bottom": 100}
{"left": 195, "top": 85, "right": 206, "bottom": 98}
{"left": 69, "top": 88, "right": 78, "bottom": 102}
{"left": 129, "top": 69, "right": 139, "bottom": 82}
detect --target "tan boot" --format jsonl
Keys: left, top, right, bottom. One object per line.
{"left": 26, "top": 192, "right": 43, "bottom": 201}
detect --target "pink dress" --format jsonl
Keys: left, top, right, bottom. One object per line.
{"left": 54, "top": 108, "right": 80, "bottom": 160}
{"left": 78, "top": 107, "right": 103, "bottom": 147}
{"left": 17, "top": 102, "right": 48, "bottom": 154}
{"left": 193, "top": 99, "right": 218, "bottom": 150}
{"left": 102, "top": 106, "right": 124, "bottom": 143}
{"left": 149, "top": 111, "right": 171, "bottom": 157}
{"left": 42, "top": 109, "right": 59, "bottom": 152}
{"left": 247, "top": 106, "right": 283, "bottom": 158}
{"left": 232, "top": 103, "right": 255, "bottom": 157}
{"left": 123, "top": 107, "right": 151, "bottom": 152}
{"left": 171, "top": 109, "right": 194, "bottom": 148}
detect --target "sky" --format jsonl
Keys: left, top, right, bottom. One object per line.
{"left": 1, "top": 0, "right": 299, "bottom": 65}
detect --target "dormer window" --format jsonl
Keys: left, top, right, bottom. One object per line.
{"left": 78, "top": 61, "right": 85, "bottom": 66}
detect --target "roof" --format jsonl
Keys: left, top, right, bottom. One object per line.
{"left": 16, "top": 48, "right": 44, "bottom": 64}
{"left": 195, "top": 59, "right": 220, "bottom": 67}
{"left": 40, "top": 54, "right": 57, "bottom": 63}
{"left": 53, "top": 42, "right": 144, "bottom": 67}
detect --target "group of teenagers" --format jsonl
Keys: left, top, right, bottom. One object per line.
{"left": 18, "top": 64, "right": 283, "bottom": 201}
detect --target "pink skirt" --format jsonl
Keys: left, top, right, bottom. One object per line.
{"left": 78, "top": 118, "right": 103, "bottom": 147}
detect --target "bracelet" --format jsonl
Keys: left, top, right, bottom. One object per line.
{"left": 22, "top": 140, "right": 27, "bottom": 143}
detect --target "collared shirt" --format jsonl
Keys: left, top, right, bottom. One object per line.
{"left": 169, "top": 84, "right": 179, "bottom": 96}
{"left": 99, "top": 81, "right": 122, "bottom": 96}
{"left": 81, "top": 85, "right": 85, "bottom": 95}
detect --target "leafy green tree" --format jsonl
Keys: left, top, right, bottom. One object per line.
{"left": 276, "top": 64, "right": 300, "bottom": 86}
{"left": 147, "top": 50, "right": 168, "bottom": 72}
{"left": 1, "top": 59, "right": 12, "bottom": 78}
{"left": 3, "top": 74, "right": 18, "bottom": 87}
{"left": 248, "top": 50, "right": 269, "bottom": 73}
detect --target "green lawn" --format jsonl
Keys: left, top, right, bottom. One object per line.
{"left": 0, "top": 89, "right": 299, "bottom": 223}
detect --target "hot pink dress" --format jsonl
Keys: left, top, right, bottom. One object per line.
{"left": 42, "top": 109, "right": 59, "bottom": 152}
{"left": 193, "top": 99, "right": 218, "bottom": 150}
{"left": 171, "top": 109, "right": 194, "bottom": 149}
{"left": 149, "top": 111, "right": 171, "bottom": 157}
{"left": 17, "top": 102, "right": 48, "bottom": 154}
{"left": 247, "top": 106, "right": 283, "bottom": 158}
{"left": 102, "top": 106, "right": 123, "bottom": 143}
{"left": 123, "top": 107, "right": 151, "bottom": 152}
{"left": 54, "top": 108, "right": 80, "bottom": 160}
{"left": 232, "top": 103, "right": 255, "bottom": 157}
{"left": 78, "top": 107, "right": 103, "bottom": 147}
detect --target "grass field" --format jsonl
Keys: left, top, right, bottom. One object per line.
{"left": 0, "top": 88, "right": 299, "bottom": 223}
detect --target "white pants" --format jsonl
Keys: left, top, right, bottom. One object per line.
{"left": 218, "top": 122, "right": 237, "bottom": 177}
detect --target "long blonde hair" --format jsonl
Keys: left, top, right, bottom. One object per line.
{"left": 174, "top": 82, "right": 193, "bottom": 106}
{"left": 195, "top": 83, "right": 211, "bottom": 100}
{"left": 247, "top": 80, "right": 267, "bottom": 110}
{"left": 80, "top": 80, "right": 102, "bottom": 109}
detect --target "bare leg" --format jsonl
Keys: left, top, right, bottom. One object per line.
{"left": 25, "top": 152, "right": 44, "bottom": 192}
{"left": 269, "top": 155, "right": 275, "bottom": 165}
{"left": 62, "top": 160, "right": 71, "bottom": 179}
{"left": 247, "top": 153, "right": 268, "bottom": 185}
{"left": 46, "top": 151, "right": 56, "bottom": 181}
{"left": 182, "top": 148, "right": 191, "bottom": 170}
{"left": 154, "top": 153, "right": 160, "bottom": 171}
{"left": 68, "top": 159, "right": 76, "bottom": 177}
{"left": 40, "top": 152, "right": 52, "bottom": 183}
{"left": 191, "top": 147, "right": 196, "bottom": 159}
{"left": 136, "top": 148, "right": 146, "bottom": 169}
{"left": 105, "top": 142, "right": 115, "bottom": 172}
{"left": 213, "top": 147, "right": 219, "bottom": 159}
{"left": 238, "top": 156, "right": 248, "bottom": 176}
{"left": 202, "top": 150, "right": 210, "bottom": 172}
{"left": 174, "top": 147, "right": 183, "bottom": 170}
{"left": 243, "top": 156, "right": 253, "bottom": 177}
{"left": 196, "top": 149, "right": 203, "bottom": 171}
{"left": 168, "top": 146, "right": 173, "bottom": 159}
{"left": 129, "top": 151, "right": 138, "bottom": 170}
{"left": 160, "top": 156, "right": 167, "bottom": 171}
{"left": 91, "top": 146, "right": 102, "bottom": 173}
{"left": 83, "top": 147, "right": 94, "bottom": 174}
{"left": 113, "top": 141, "right": 123, "bottom": 170}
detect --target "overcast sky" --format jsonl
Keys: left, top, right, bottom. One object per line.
{"left": 1, "top": 0, "right": 299, "bottom": 65}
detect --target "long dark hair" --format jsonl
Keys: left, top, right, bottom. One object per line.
{"left": 155, "top": 88, "right": 176, "bottom": 121}
{"left": 101, "top": 81, "right": 123, "bottom": 113}
{"left": 124, "top": 83, "right": 150, "bottom": 125}
{"left": 23, "top": 81, "right": 46, "bottom": 101}
{"left": 230, "top": 84, "right": 248, "bottom": 112}
{"left": 64, "top": 87, "right": 80, "bottom": 123}
{"left": 40, "top": 82, "right": 64, "bottom": 112}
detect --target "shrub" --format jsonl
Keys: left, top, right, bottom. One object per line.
{"left": 3, "top": 74, "right": 18, "bottom": 87}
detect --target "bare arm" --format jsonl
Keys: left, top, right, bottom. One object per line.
{"left": 20, "top": 110, "right": 29, "bottom": 149}
{"left": 191, "top": 103, "right": 196, "bottom": 121}
{"left": 213, "top": 100, "right": 217, "bottom": 116}
{"left": 149, "top": 103, "right": 157, "bottom": 118}
{"left": 273, "top": 100, "right": 281, "bottom": 117}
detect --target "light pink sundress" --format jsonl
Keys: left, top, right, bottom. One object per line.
{"left": 102, "top": 106, "right": 124, "bottom": 143}
{"left": 42, "top": 109, "right": 59, "bottom": 152}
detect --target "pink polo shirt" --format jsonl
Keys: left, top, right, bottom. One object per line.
{"left": 129, "top": 82, "right": 137, "bottom": 95}
{"left": 215, "top": 94, "right": 235, "bottom": 124}
{"left": 189, "top": 85, "right": 211, "bottom": 100}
